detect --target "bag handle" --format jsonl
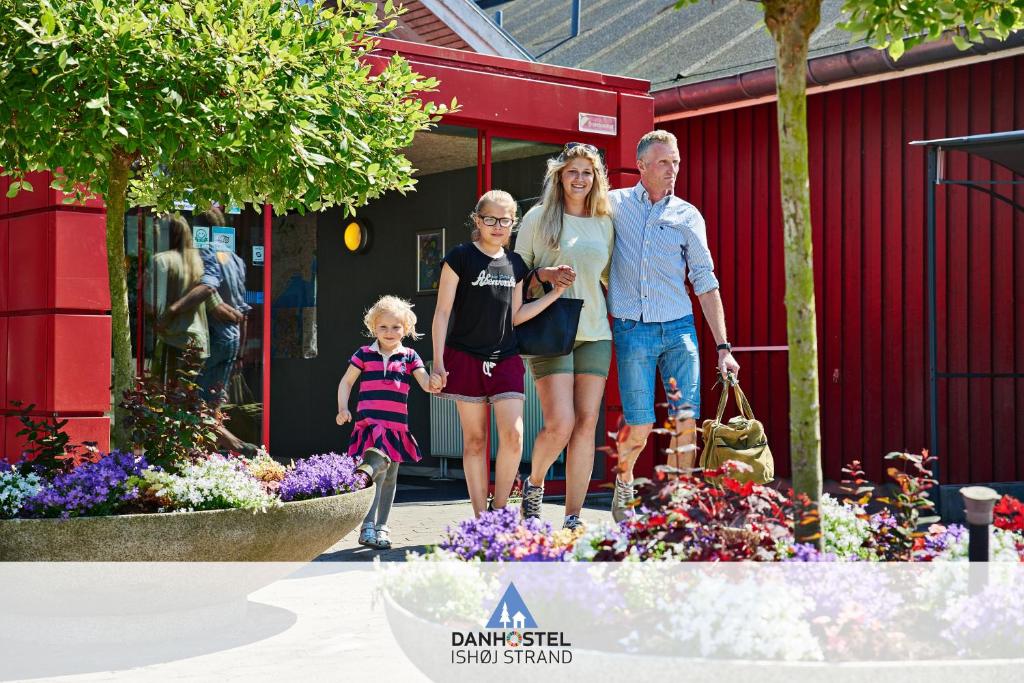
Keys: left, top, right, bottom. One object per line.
{"left": 731, "top": 381, "right": 756, "bottom": 421}
{"left": 523, "top": 268, "right": 552, "bottom": 303}
{"left": 713, "top": 373, "right": 757, "bottom": 423}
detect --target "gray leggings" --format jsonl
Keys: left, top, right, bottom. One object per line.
{"left": 362, "top": 460, "right": 400, "bottom": 527}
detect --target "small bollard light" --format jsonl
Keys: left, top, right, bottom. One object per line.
{"left": 961, "top": 485, "right": 1001, "bottom": 562}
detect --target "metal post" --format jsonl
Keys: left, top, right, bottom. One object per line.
{"left": 135, "top": 210, "right": 145, "bottom": 378}
{"left": 570, "top": 0, "right": 581, "bottom": 38}
{"left": 493, "top": 10, "right": 502, "bottom": 27}
{"left": 261, "top": 204, "right": 272, "bottom": 449}
{"left": 925, "top": 147, "right": 940, "bottom": 484}
{"left": 962, "top": 485, "right": 1000, "bottom": 562}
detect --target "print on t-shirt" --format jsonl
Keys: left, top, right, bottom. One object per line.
{"left": 470, "top": 270, "right": 517, "bottom": 288}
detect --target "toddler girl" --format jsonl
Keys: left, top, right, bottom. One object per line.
{"left": 337, "top": 295, "right": 435, "bottom": 549}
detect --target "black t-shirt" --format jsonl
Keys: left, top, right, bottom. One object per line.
{"left": 442, "top": 242, "right": 528, "bottom": 361}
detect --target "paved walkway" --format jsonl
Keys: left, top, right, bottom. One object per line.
{"left": 316, "top": 492, "right": 614, "bottom": 561}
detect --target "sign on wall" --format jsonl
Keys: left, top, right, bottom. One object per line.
{"left": 578, "top": 113, "right": 617, "bottom": 135}
{"left": 192, "top": 225, "right": 211, "bottom": 247}
{"left": 212, "top": 226, "right": 236, "bottom": 253}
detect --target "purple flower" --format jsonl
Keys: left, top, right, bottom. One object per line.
{"left": 278, "top": 452, "right": 361, "bottom": 502}
{"left": 436, "top": 507, "right": 568, "bottom": 561}
{"left": 785, "top": 543, "right": 840, "bottom": 562}
{"left": 916, "top": 523, "right": 969, "bottom": 560}
{"left": 21, "top": 451, "right": 149, "bottom": 519}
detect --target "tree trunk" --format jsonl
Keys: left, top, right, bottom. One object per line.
{"left": 106, "top": 155, "right": 133, "bottom": 449}
{"left": 763, "top": 0, "right": 823, "bottom": 548}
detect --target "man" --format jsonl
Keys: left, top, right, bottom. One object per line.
{"left": 195, "top": 240, "right": 251, "bottom": 404}
{"left": 607, "top": 130, "right": 740, "bottom": 521}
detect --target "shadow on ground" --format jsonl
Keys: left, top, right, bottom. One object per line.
{"left": 315, "top": 544, "right": 432, "bottom": 562}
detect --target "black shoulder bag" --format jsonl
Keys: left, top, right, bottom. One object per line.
{"left": 515, "top": 269, "right": 584, "bottom": 357}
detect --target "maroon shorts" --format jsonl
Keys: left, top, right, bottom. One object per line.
{"left": 438, "top": 347, "right": 525, "bottom": 403}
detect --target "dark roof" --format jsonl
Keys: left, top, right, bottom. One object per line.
{"left": 485, "top": 0, "right": 867, "bottom": 90}
{"left": 911, "top": 130, "right": 1024, "bottom": 176}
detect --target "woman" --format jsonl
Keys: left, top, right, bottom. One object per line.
{"left": 148, "top": 214, "right": 211, "bottom": 384}
{"left": 514, "top": 142, "right": 614, "bottom": 531}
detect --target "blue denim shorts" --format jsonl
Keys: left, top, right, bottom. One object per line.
{"left": 613, "top": 315, "right": 700, "bottom": 426}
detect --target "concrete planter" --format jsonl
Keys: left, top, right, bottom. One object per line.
{"left": 0, "top": 485, "right": 374, "bottom": 561}
{"left": 382, "top": 591, "right": 1021, "bottom": 682}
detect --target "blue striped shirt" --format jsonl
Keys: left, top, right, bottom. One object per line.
{"left": 607, "top": 183, "right": 719, "bottom": 323}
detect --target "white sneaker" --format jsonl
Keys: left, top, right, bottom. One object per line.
{"left": 375, "top": 524, "right": 392, "bottom": 549}
{"left": 357, "top": 522, "right": 376, "bottom": 547}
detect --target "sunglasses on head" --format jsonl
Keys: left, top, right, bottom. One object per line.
{"left": 559, "top": 142, "right": 599, "bottom": 160}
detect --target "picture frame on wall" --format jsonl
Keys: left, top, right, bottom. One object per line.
{"left": 416, "top": 228, "right": 445, "bottom": 294}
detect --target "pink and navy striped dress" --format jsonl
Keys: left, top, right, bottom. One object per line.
{"left": 346, "top": 344, "right": 424, "bottom": 463}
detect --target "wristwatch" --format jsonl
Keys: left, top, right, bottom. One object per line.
{"left": 716, "top": 343, "right": 732, "bottom": 352}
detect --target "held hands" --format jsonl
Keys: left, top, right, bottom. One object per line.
{"left": 336, "top": 410, "right": 352, "bottom": 426}
{"left": 212, "top": 302, "right": 244, "bottom": 324}
{"left": 539, "top": 265, "right": 576, "bottom": 289}
{"left": 429, "top": 365, "right": 448, "bottom": 393}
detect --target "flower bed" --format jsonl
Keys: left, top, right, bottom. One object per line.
{"left": 0, "top": 449, "right": 366, "bottom": 520}
{"left": 422, "top": 454, "right": 1024, "bottom": 564}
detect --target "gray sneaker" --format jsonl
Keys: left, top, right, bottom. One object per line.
{"left": 563, "top": 515, "right": 583, "bottom": 531}
{"left": 521, "top": 480, "right": 544, "bottom": 519}
{"left": 611, "top": 477, "right": 635, "bottom": 523}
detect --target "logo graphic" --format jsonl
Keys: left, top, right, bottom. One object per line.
{"left": 449, "top": 581, "right": 573, "bottom": 666}
{"left": 192, "top": 225, "right": 211, "bottom": 247}
{"left": 485, "top": 582, "right": 537, "bottom": 630}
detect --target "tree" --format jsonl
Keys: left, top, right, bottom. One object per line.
{"left": 676, "top": 0, "right": 1023, "bottom": 547}
{"left": 0, "top": 0, "right": 451, "bottom": 447}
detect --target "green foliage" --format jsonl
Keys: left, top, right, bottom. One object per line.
{"left": 9, "top": 400, "right": 102, "bottom": 475}
{"left": 841, "top": 0, "right": 1024, "bottom": 59}
{"left": 839, "top": 454, "right": 940, "bottom": 561}
{"left": 118, "top": 345, "right": 221, "bottom": 471}
{"left": 9, "top": 401, "right": 71, "bottom": 474}
{"left": 0, "top": 0, "right": 450, "bottom": 212}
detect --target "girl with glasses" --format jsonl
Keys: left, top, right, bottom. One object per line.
{"left": 514, "top": 143, "right": 614, "bottom": 531}
{"left": 430, "top": 189, "right": 568, "bottom": 516}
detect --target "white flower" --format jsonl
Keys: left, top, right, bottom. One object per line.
{"left": 142, "top": 455, "right": 278, "bottom": 512}
{"left": 658, "top": 575, "right": 823, "bottom": 661}
{"left": 820, "top": 493, "right": 874, "bottom": 560}
{"left": 0, "top": 467, "right": 42, "bottom": 518}
{"left": 932, "top": 527, "right": 1024, "bottom": 562}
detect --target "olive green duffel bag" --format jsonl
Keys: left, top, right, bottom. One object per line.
{"left": 700, "top": 376, "right": 774, "bottom": 485}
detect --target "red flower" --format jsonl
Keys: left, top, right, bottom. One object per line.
{"left": 994, "top": 495, "right": 1024, "bottom": 533}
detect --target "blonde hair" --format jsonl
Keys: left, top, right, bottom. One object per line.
{"left": 536, "top": 145, "right": 611, "bottom": 250}
{"left": 469, "top": 189, "right": 518, "bottom": 246}
{"left": 363, "top": 295, "right": 422, "bottom": 340}
{"left": 636, "top": 130, "right": 678, "bottom": 160}
{"left": 167, "top": 214, "right": 204, "bottom": 293}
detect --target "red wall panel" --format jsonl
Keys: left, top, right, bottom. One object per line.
{"left": 6, "top": 314, "right": 111, "bottom": 414}
{"left": 6, "top": 211, "right": 110, "bottom": 312}
{"left": 4, "top": 415, "right": 110, "bottom": 464}
{"left": 660, "top": 54, "right": 1024, "bottom": 484}
{"left": 0, "top": 316, "right": 6, "bottom": 411}
{"left": 0, "top": 219, "right": 6, "bottom": 312}
{"left": 3, "top": 171, "right": 105, "bottom": 214}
